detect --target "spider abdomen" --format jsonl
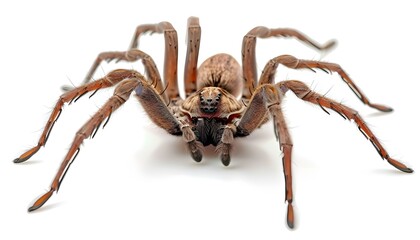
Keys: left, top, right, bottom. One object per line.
{"left": 197, "top": 53, "right": 242, "bottom": 97}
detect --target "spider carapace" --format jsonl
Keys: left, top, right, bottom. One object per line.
{"left": 14, "top": 17, "right": 413, "bottom": 229}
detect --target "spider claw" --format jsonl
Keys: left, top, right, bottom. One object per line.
{"left": 28, "top": 189, "right": 54, "bottom": 212}
{"left": 322, "top": 40, "right": 337, "bottom": 51}
{"left": 369, "top": 103, "right": 393, "bottom": 112}
{"left": 14, "top": 146, "right": 41, "bottom": 163}
{"left": 387, "top": 158, "right": 414, "bottom": 173}
{"left": 286, "top": 203, "right": 295, "bottom": 229}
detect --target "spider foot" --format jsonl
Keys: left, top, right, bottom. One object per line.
{"left": 286, "top": 202, "right": 295, "bottom": 229}
{"left": 28, "top": 189, "right": 54, "bottom": 212}
{"left": 369, "top": 103, "right": 393, "bottom": 112}
{"left": 13, "top": 146, "right": 41, "bottom": 163}
{"left": 321, "top": 40, "right": 337, "bottom": 51}
{"left": 387, "top": 158, "right": 413, "bottom": 173}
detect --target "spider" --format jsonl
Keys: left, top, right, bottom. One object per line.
{"left": 14, "top": 17, "right": 413, "bottom": 229}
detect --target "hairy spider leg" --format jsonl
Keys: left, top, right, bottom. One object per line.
{"left": 260, "top": 55, "right": 393, "bottom": 112}
{"left": 236, "top": 83, "right": 295, "bottom": 228}
{"left": 63, "top": 50, "right": 167, "bottom": 102}
{"left": 25, "top": 66, "right": 204, "bottom": 211}
{"left": 27, "top": 78, "right": 141, "bottom": 211}
{"left": 241, "top": 26, "right": 336, "bottom": 100}
{"left": 64, "top": 21, "right": 180, "bottom": 101}
{"left": 236, "top": 79, "right": 413, "bottom": 229}
{"left": 184, "top": 16, "right": 201, "bottom": 97}
{"left": 14, "top": 69, "right": 142, "bottom": 164}
{"left": 235, "top": 56, "right": 413, "bottom": 228}
{"left": 280, "top": 80, "right": 412, "bottom": 173}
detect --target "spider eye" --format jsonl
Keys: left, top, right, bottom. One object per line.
{"left": 199, "top": 92, "right": 221, "bottom": 114}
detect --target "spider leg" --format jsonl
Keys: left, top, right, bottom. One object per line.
{"left": 65, "top": 21, "right": 180, "bottom": 101}
{"left": 241, "top": 26, "right": 336, "bottom": 100}
{"left": 64, "top": 50, "right": 167, "bottom": 101}
{"left": 130, "top": 21, "right": 181, "bottom": 101}
{"left": 270, "top": 105, "right": 295, "bottom": 229}
{"left": 14, "top": 69, "right": 142, "bottom": 163}
{"left": 129, "top": 22, "right": 172, "bottom": 50}
{"left": 260, "top": 55, "right": 392, "bottom": 112}
{"left": 236, "top": 84, "right": 295, "bottom": 228}
{"left": 28, "top": 78, "right": 141, "bottom": 211}
{"left": 282, "top": 80, "right": 413, "bottom": 173}
{"left": 184, "top": 16, "right": 201, "bottom": 97}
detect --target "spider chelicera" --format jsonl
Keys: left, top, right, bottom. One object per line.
{"left": 14, "top": 17, "right": 413, "bottom": 228}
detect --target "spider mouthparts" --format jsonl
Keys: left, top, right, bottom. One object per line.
{"left": 221, "top": 154, "right": 230, "bottom": 166}
{"left": 191, "top": 150, "right": 203, "bottom": 163}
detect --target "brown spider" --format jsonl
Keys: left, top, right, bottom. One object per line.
{"left": 14, "top": 17, "right": 413, "bottom": 229}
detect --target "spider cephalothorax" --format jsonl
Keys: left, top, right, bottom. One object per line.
{"left": 14, "top": 17, "right": 412, "bottom": 229}
{"left": 181, "top": 86, "right": 244, "bottom": 118}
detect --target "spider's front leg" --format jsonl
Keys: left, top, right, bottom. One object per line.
{"left": 259, "top": 55, "right": 393, "bottom": 112}
{"left": 25, "top": 68, "right": 197, "bottom": 211}
{"left": 64, "top": 20, "right": 180, "bottom": 101}
{"left": 14, "top": 69, "right": 142, "bottom": 163}
{"left": 236, "top": 84, "right": 296, "bottom": 228}
{"left": 64, "top": 50, "right": 167, "bottom": 101}
{"left": 282, "top": 80, "right": 413, "bottom": 173}
{"left": 184, "top": 16, "right": 201, "bottom": 97}
{"left": 241, "top": 26, "right": 336, "bottom": 100}
{"left": 27, "top": 77, "right": 142, "bottom": 211}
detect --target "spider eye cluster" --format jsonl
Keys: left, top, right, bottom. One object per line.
{"left": 200, "top": 93, "right": 221, "bottom": 113}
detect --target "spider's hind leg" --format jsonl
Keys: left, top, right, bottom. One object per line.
{"left": 241, "top": 26, "right": 336, "bottom": 100}
{"left": 61, "top": 50, "right": 168, "bottom": 102}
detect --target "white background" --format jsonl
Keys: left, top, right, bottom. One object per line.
{"left": 1, "top": 0, "right": 419, "bottom": 239}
